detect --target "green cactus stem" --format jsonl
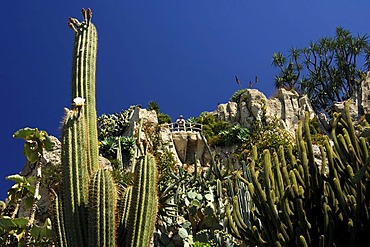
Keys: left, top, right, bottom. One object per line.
{"left": 50, "top": 188, "right": 67, "bottom": 247}
{"left": 61, "top": 110, "right": 89, "bottom": 246}
{"left": 50, "top": 8, "right": 163, "bottom": 247}
{"left": 121, "top": 153, "right": 158, "bottom": 247}
{"left": 69, "top": 8, "right": 99, "bottom": 176}
{"left": 118, "top": 185, "right": 133, "bottom": 244}
{"left": 88, "top": 168, "right": 117, "bottom": 247}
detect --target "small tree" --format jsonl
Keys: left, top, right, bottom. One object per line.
{"left": 147, "top": 101, "right": 172, "bottom": 124}
{"left": 0, "top": 128, "right": 55, "bottom": 246}
{"left": 148, "top": 101, "right": 160, "bottom": 114}
{"left": 272, "top": 27, "right": 370, "bottom": 114}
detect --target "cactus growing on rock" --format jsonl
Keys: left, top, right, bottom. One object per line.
{"left": 227, "top": 102, "right": 370, "bottom": 246}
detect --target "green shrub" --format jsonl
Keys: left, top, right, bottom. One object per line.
{"left": 196, "top": 112, "right": 231, "bottom": 146}
{"left": 97, "top": 106, "right": 135, "bottom": 141}
{"left": 239, "top": 118, "right": 294, "bottom": 159}
{"left": 158, "top": 113, "right": 172, "bottom": 124}
{"left": 217, "top": 124, "right": 250, "bottom": 146}
{"left": 230, "top": 89, "right": 246, "bottom": 103}
{"left": 147, "top": 101, "right": 160, "bottom": 114}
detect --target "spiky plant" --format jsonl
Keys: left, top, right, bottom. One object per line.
{"left": 52, "top": 9, "right": 159, "bottom": 247}
{"left": 227, "top": 102, "right": 370, "bottom": 246}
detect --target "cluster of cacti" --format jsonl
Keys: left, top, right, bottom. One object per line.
{"left": 227, "top": 101, "right": 370, "bottom": 246}
{"left": 52, "top": 9, "right": 158, "bottom": 247}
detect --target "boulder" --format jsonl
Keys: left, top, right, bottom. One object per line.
{"left": 123, "top": 106, "right": 158, "bottom": 139}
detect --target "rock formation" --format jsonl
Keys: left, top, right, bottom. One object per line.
{"left": 213, "top": 88, "right": 315, "bottom": 136}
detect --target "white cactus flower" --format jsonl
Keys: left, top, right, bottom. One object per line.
{"left": 73, "top": 97, "right": 85, "bottom": 106}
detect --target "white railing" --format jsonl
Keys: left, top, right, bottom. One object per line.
{"left": 164, "top": 122, "right": 203, "bottom": 132}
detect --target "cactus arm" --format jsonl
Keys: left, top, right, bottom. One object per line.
{"left": 280, "top": 146, "right": 291, "bottom": 188}
{"left": 118, "top": 185, "right": 133, "bottom": 244}
{"left": 331, "top": 113, "right": 349, "bottom": 164}
{"left": 50, "top": 188, "right": 67, "bottom": 247}
{"left": 343, "top": 101, "right": 361, "bottom": 156}
{"left": 272, "top": 151, "right": 284, "bottom": 198}
{"left": 123, "top": 153, "right": 158, "bottom": 247}
{"left": 226, "top": 204, "right": 241, "bottom": 238}
{"left": 88, "top": 168, "right": 117, "bottom": 247}
{"left": 262, "top": 150, "right": 280, "bottom": 232}
{"left": 299, "top": 235, "right": 308, "bottom": 247}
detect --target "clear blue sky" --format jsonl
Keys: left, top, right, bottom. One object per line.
{"left": 1, "top": 1, "right": 370, "bottom": 198}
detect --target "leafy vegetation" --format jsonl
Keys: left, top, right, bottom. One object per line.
{"left": 158, "top": 113, "right": 172, "bottom": 124}
{"left": 193, "top": 112, "right": 231, "bottom": 145}
{"left": 0, "top": 180, "right": 54, "bottom": 246}
{"left": 99, "top": 136, "right": 135, "bottom": 163}
{"left": 148, "top": 101, "right": 172, "bottom": 124}
{"left": 97, "top": 106, "right": 136, "bottom": 171}
{"left": 1, "top": 127, "right": 54, "bottom": 246}
{"left": 229, "top": 89, "right": 246, "bottom": 103}
{"left": 155, "top": 163, "right": 237, "bottom": 247}
{"left": 13, "top": 128, "right": 54, "bottom": 164}
{"left": 218, "top": 124, "right": 250, "bottom": 146}
{"left": 272, "top": 27, "right": 370, "bottom": 114}
{"left": 194, "top": 104, "right": 292, "bottom": 157}
{"left": 238, "top": 118, "right": 294, "bottom": 160}
{"left": 97, "top": 106, "right": 135, "bottom": 141}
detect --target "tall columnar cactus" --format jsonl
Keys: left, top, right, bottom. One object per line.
{"left": 69, "top": 8, "right": 100, "bottom": 176}
{"left": 88, "top": 169, "right": 117, "bottom": 247}
{"left": 52, "top": 9, "right": 159, "bottom": 247}
{"left": 119, "top": 152, "right": 158, "bottom": 247}
{"left": 61, "top": 110, "right": 90, "bottom": 246}
{"left": 59, "top": 8, "right": 110, "bottom": 247}
{"left": 227, "top": 101, "right": 370, "bottom": 246}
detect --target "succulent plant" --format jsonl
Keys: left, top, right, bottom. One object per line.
{"left": 227, "top": 102, "right": 370, "bottom": 246}
{"left": 52, "top": 9, "right": 159, "bottom": 247}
